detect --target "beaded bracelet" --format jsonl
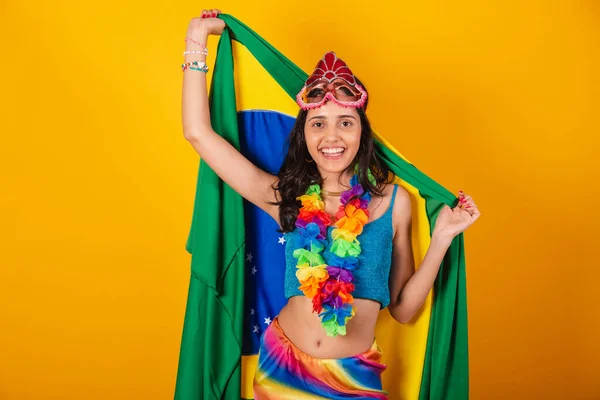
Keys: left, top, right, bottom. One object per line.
{"left": 190, "top": 66, "right": 209, "bottom": 72}
{"left": 183, "top": 50, "right": 208, "bottom": 56}
{"left": 182, "top": 60, "right": 209, "bottom": 72}
{"left": 184, "top": 37, "right": 206, "bottom": 47}
{"left": 181, "top": 60, "right": 206, "bottom": 69}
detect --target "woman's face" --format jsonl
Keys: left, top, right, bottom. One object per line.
{"left": 304, "top": 101, "right": 362, "bottom": 175}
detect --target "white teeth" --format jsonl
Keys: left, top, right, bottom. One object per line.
{"left": 321, "top": 147, "right": 345, "bottom": 155}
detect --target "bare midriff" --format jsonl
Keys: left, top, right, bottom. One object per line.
{"left": 276, "top": 295, "right": 382, "bottom": 359}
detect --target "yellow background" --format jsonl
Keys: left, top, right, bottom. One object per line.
{"left": 1, "top": 1, "right": 598, "bottom": 399}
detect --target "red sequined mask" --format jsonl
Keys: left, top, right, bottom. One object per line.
{"left": 296, "top": 51, "right": 367, "bottom": 110}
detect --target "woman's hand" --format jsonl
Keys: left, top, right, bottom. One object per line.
{"left": 186, "top": 8, "right": 225, "bottom": 38}
{"left": 432, "top": 190, "right": 481, "bottom": 242}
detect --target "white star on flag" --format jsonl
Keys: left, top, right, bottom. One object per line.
{"left": 278, "top": 236, "right": 286, "bottom": 245}
{"left": 246, "top": 252, "right": 253, "bottom": 262}
{"left": 253, "top": 325, "right": 259, "bottom": 334}
{"left": 251, "top": 266, "right": 257, "bottom": 275}
{"left": 250, "top": 308, "right": 255, "bottom": 315}
{"left": 264, "top": 317, "right": 272, "bottom": 325}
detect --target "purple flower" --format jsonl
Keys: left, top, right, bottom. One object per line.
{"left": 340, "top": 183, "right": 364, "bottom": 205}
{"left": 327, "top": 266, "right": 354, "bottom": 283}
{"left": 323, "top": 294, "right": 343, "bottom": 308}
{"left": 295, "top": 218, "right": 308, "bottom": 229}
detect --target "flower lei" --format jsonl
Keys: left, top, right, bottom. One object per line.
{"left": 293, "top": 168, "right": 376, "bottom": 336}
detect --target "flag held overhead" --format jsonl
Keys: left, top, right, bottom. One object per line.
{"left": 175, "top": 14, "right": 468, "bottom": 400}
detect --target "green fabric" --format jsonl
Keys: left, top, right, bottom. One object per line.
{"left": 175, "top": 13, "right": 469, "bottom": 400}
{"left": 377, "top": 146, "right": 470, "bottom": 399}
{"left": 175, "top": 29, "right": 244, "bottom": 400}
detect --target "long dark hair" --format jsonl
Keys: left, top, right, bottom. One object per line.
{"left": 269, "top": 79, "right": 395, "bottom": 233}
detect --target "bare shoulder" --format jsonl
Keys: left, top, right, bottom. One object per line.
{"left": 390, "top": 183, "right": 412, "bottom": 237}
{"left": 391, "top": 183, "right": 410, "bottom": 209}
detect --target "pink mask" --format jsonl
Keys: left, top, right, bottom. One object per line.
{"left": 296, "top": 51, "right": 367, "bottom": 110}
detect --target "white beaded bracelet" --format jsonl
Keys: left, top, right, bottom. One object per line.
{"left": 183, "top": 50, "right": 208, "bottom": 56}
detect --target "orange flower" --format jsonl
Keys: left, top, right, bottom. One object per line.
{"left": 340, "top": 218, "right": 366, "bottom": 235}
{"left": 299, "top": 276, "right": 325, "bottom": 298}
{"left": 344, "top": 203, "right": 368, "bottom": 223}
{"left": 296, "top": 193, "right": 324, "bottom": 212}
{"left": 339, "top": 291, "right": 354, "bottom": 303}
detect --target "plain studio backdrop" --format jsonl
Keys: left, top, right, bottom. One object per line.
{"left": 0, "top": 0, "right": 598, "bottom": 399}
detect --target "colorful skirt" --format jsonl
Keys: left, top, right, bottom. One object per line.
{"left": 253, "top": 317, "right": 389, "bottom": 399}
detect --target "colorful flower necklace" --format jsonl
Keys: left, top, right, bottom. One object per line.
{"left": 293, "top": 168, "right": 376, "bottom": 336}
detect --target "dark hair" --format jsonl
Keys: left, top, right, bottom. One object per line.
{"left": 269, "top": 78, "right": 395, "bottom": 233}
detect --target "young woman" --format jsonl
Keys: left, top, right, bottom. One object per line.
{"left": 182, "top": 9, "right": 481, "bottom": 399}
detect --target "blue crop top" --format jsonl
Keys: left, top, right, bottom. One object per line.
{"left": 283, "top": 184, "right": 398, "bottom": 309}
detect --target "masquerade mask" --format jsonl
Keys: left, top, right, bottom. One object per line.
{"left": 296, "top": 51, "right": 367, "bottom": 110}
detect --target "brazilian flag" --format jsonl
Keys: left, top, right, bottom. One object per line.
{"left": 175, "top": 14, "right": 468, "bottom": 400}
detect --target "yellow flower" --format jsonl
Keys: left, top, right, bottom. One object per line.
{"left": 296, "top": 193, "right": 324, "bottom": 212}
{"left": 331, "top": 228, "right": 358, "bottom": 242}
{"left": 296, "top": 263, "right": 328, "bottom": 283}
{"left": 296, "top": 263, "right": 328, "bottom": 298}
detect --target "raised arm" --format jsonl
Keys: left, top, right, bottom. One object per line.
{"left": 182, "top": 9, "right": 280, "bottom": 223}
{"left": 388, "top": 190, "right": 480, "bottom": 323}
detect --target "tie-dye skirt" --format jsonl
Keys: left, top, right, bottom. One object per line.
{"left": 253, "top": 317, "right": 389, "bottom": 399}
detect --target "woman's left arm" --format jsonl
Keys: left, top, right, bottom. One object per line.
{"left": 387, "top": 188, "right": 480, "bottom": 324}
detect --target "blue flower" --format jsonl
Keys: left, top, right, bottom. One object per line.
{"left": 323, "top": 251, "right": 358, "bottom": 271}
{"left": 318, "top": 303, "right": 354, "bottom": 327}
{"left": 294, "top": 222, "right": 326, "bottom": 252}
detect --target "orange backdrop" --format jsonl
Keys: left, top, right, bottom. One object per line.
{"left": 1, "top": 1, "right": 598, "bottom": 399}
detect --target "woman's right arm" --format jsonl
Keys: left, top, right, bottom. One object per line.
{"left": 182, "top": 9, "right": 280, "bottom": 222}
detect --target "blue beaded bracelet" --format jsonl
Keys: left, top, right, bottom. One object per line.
{"left": 181, "top": 60, "right": 209, "bottom": 72}
{"left": 190, "top": 66, "right": 209, "bottom": 72}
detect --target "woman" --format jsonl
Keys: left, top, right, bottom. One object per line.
{"left": 182, "top": 9, "right": 481, "bottom": 399}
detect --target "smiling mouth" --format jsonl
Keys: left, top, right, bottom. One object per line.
{"left": 319, "top": 147, "right": 346, "bottom": 158}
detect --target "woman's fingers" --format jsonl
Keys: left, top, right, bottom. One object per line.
{"left": 462, "top": 197, "right": 477, "bottom": 209}
{"left": 457, "top": 191, "right": 481, "bottom": 217}
{"left": 467, "top": 205, "right": 481, "bottom": 220}
{"left": 201, "top": 8, "right": 221, "bottom": 18}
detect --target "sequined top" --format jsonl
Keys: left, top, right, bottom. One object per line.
{"left": 283, "top": 184, "right": 399, "bottom": 309}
